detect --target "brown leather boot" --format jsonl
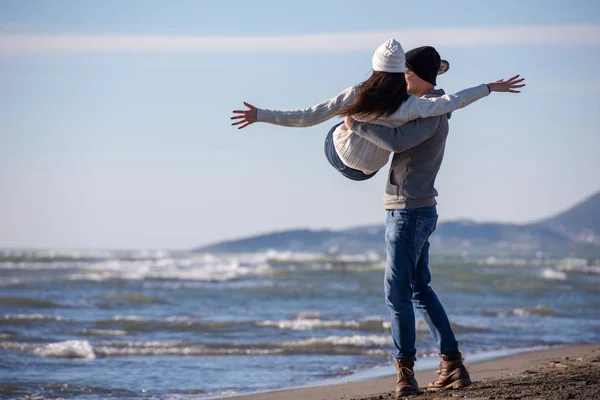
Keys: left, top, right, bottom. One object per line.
{"left": 427, "top": 353, "right": 472, "bottom": 391}
{"left": 394, "top": 359, "right": 420, "bottom": 398}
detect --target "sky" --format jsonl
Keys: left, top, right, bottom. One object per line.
{"left": 1, "top": 0, "right": 599, "bottom": 249}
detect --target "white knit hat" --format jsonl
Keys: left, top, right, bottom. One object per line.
{"left": 372, "top": 39, "right": 406, "bottom": 73}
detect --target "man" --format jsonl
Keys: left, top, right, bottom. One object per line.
{"left": 343, "top": 46, "right": 517, "bottom": 397}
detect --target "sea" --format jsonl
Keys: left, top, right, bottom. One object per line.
{"left": 1, "top": 249, "right": 599, "bottom": 399}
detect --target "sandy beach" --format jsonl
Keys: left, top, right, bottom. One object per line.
{"left": 230, "top": 344, "right": 599, "bottom": 400}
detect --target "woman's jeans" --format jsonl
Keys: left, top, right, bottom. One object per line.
{"left": 385, "top": 206, "right": 460, "bottom": 361}
{"left": 324, "top": 122, "right": 378, "bottom": 181}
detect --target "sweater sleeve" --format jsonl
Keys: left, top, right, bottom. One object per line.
{"left": 256, "top": 86, "right": 356, "bottom": 127}
{"left": 384, "top": 84, "right": 490, "bottom": 124}
{"left": 351, "top": 116, "right": 444, "bottom": 153}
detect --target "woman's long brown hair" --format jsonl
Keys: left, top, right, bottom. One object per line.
{"left": 335, "top": 71, "right": 409, "bottom": 121}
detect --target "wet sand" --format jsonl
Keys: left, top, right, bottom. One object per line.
{"left": 230, "top": 344, "right": 599, "bottom": 400}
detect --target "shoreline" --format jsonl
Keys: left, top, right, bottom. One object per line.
{"left": 226, "top": 343, "right": 599, "bottom": 400}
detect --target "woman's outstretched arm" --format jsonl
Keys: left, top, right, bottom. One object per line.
{"left": 231, "top": 86, "right": 356, "bottom": 129}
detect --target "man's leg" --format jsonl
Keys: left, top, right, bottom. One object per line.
{"left": 412, "top": 239, "right": 459, "bottom": 356}
{"left": 384, "top": 209, "right": 422, "bottom": 397}
{"left": 384, "top": 209, "right": 419, "bottom": 361}
{"left": 409, "top": 213, "right": 471, "bottom": 390}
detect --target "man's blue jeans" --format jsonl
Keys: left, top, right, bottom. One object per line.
{"left": 384, "top": 206, "right": 459, "bottom": 361}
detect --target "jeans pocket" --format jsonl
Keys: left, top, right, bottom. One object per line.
{"left": 415, "top": 215, "right": 438, "bottom": 249}
{"left": 386, "top": 211, "right": 409, "bottom": 243}
{"left": 389, "top": 210, "right": 409, "bottom": 223}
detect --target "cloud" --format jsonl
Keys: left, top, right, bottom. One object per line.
{"left": 1, "top": 24, "right": 599, "bottom": 56}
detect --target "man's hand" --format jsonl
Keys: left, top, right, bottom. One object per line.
{"left": 344, "top": 115, "right": 355, "bottom": 130}
{"left": 231, "top": 102, "right": 258, "bottom": 129}
{"left": 487, "top": 75, "right": 526, "bottom": 93}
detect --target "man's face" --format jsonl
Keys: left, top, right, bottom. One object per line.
{"left": 404, "top": 69, "right": 419, "bottom": 94}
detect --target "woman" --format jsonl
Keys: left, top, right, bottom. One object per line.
{"left": 231, "top": 39, "right": 524, "bottom": 181}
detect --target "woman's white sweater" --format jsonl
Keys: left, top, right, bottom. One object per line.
{"left": 256, "top": 84, "right": 490, "bottom": 173}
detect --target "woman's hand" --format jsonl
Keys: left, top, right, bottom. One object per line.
{"left": 344, "top": 115, "right": 355, "bottom": 130}
{"left": 231, "top": 102, "right": 258, "bottom": 129}
{"left": 487, "top": 75, "right": 526, "bottom": 93}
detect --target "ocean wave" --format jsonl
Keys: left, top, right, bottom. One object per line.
{"left": 0, "top": 340, "right": 95, "bottom": 359}
{"left": 0, "top": 250, "right": 391, "bottom": 286}
{"left": 0, "top": 249, "right": 175, "bottom": 264}
{"left": 34, "top": 340, "right": 96, "bottom": 359}
{"left": 78, "top": 329, "right": 128, "bottom": 337}
{"left": 258, "top": 317, "right": 381, "bottom": 332}
{"left": 557, "top": 260, "right": 600, "bottom": 275}
{"left": 94, "top": 344, "right": 285, "bottom": 357}
{"left": 1, "top": 313, "right": 254, "bottom": 333}
{"left": 0, "top": 334, "right": 392, "bottom": 358}
{"left": 92, "top": 315, "right": 245, "bottom": 333}
{"left": 1, "top": 314, "right": 68, "bottom": 326}
{"left": 0, "top": 311, "right": 489, "bottom": 341}
{"left": 257, "top": 314, "right": 487, "bottom": 335}
{"left": 265, "top": 250, "right": 327, "bottom": 262}
{"left": 0, "top": 332, "right": 16, "bottom": 340}
{"left": 0, "top": 296, "right": 62, "bottom": 308}
{"left": 265, "top": 249, "right": 382, "bottom": 263}
{"left": 1, "top": 256, "right": 274, "bottom": 284}
{"left": 72, "top": 313, "right": 382, "bottom": 334}
{"left": 541, "top": 268, "right": 567, "bottom": 281}
{"left": 93, "top": 293, "right": 168, "bottom": 305}
{"left": 281, "top": 335, "right": 389, "bottom": 348}
{"left": 95, "top": 335, "right": 391, "bottom": 357}
{"left": 0, "top": 249, "right": 113, "bottom": 264}
{"left": 484, "top": 305, "right": 559, "bottom": 318}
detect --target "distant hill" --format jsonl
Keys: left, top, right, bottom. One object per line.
{"left": 533, "top": 191, "right": 600, "bottom": 245}
{"left": 194, "top": 190, "right": 600, "bottom": 257}
{"left": 198, "top": 227, "right": 385, "bottom": 254}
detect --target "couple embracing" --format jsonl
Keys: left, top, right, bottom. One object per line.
{"left": 232, "top": 39, "right": 524, "bottom": 397}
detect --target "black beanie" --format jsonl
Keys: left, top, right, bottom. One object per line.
{"left": 405, "top": 46, "right": 442, "bottom": 86}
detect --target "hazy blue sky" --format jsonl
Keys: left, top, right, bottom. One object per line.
{"left": 1, "top": 0, "right": 599, "bottom": 249}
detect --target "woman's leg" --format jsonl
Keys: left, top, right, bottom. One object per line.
{"left": 324, "top": 123, "right": 378, "bottom": 181}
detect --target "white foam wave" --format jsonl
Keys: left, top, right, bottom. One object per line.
{"left": 480, "top": 256, "right": 531, "bottom": 266}
{"left": 71, "top": 257, "right": 272, "bottom": 282}
{"left": 1, "top": 250, "right": 392, "bottom": 285}
{"left": 33, "top": 340, "right": 96, "bottom": 359}
{"left": 282, "top": 335, "right": 390, "bottom": 347}
{"left": 110, "top": 315, "right": 148, "bottom": 321}
{"left": 364, "top": 349, "right": 388, "bottom": 355}
{"left": 94, "top": 335, "right": 390, "bottom": 356}
{"left": 0, "top": 251, "right": 275, "bottom": 283}
{"left": 557, "top": 258, "right": 600, "bottom": 274}
{"left": 541, "top": 268, "right": 567, "bottom": 280}
{"left": 494, "top": 305, "right": 558, "bottom": 317}
{"left": 336, "top": 251, "right": 381, "bottom": 263}
{"left": 1, "top": 334, "right": 390, "bottom": 359}
{"left": 257, "top": 315, "right": 390, "bottom": 332}
{"left": 94, "top": 340, "right": 281, "bottom": 357}
{"left": 2, "top": 313, "right": 67, "bottom": 321}
{"left": 265, "top": 250, "right": 324, "bottom": 261}
{"left": 80, "top": 329, "right": 128, "bottom": 336}
{"left": 258, "top": 319, "right": 361, "bottom": 331}
{"left": 94, "top": 345, "right": 283, "bottom": 357}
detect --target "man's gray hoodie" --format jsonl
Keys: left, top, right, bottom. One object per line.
{"left": 350, "top": 89, "right": 450, "bottom": 210}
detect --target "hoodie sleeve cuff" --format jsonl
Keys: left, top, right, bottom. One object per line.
{"left": 256, "top": 108, "right": 273, "bottom": 123}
